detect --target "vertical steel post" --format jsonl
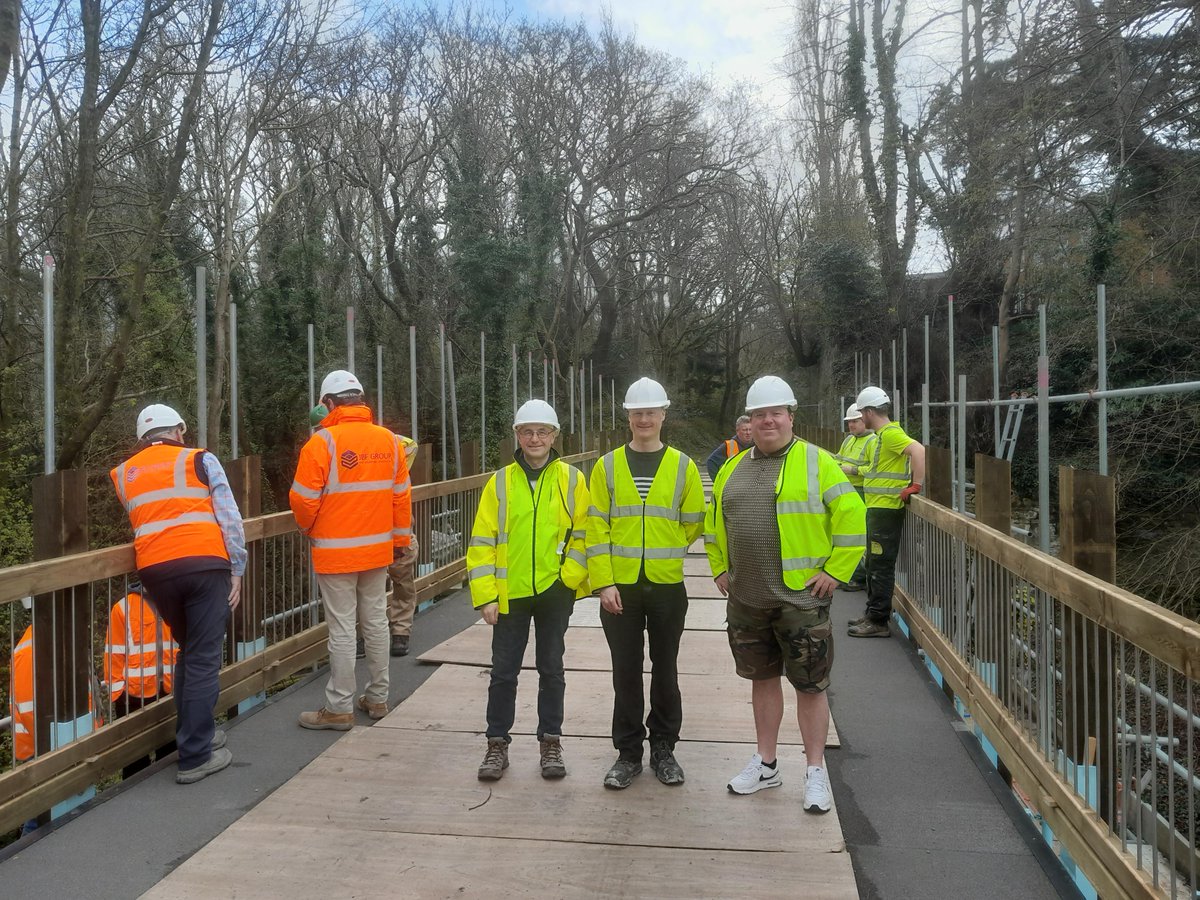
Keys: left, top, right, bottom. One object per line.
{"left": 439, "top": 323, "right": 447, "bottom": 480}
{"left": 598, "top": 372, "right": 603, "bottom": 434}
{"left": 579, "top": 365, "right": 586, "bottom": 450}
{"left": 589, "top": 359, "right": 594, "bottom": 435}
{"left": 527, "top": 350, "right": 532, "bottom": 400}
{"left": 447, "top": 341, "right": 462, "bottom": 479}
{"left": 891, "top": 339, "right": 897, "bottom": 416}
{"left": 409, "top": 325, "right": 418, "bottom": 443}
{"left": 346, "top": 306, "right": 355, "bottom": 372}
{"left": 956, "top": 373, "right": 968, "bottom": 646}
{"left": 552, "top": 359, "right": 557, "bottom": 409}
{"left": 569, "top": 364, "right": 575, "bottom": 434}
{"left": 475, "top": 333, "right": 480, "bottom": 472}
{"left": 867, "top": 353, "right": 872, "bottom": 386}
{"left": 992, "top": 326, "right": 1001, "bottom": 457}
{"left": 376, "top": 344, "right": 383, "bottom": 426}
{"left": 43, "top": 255, "right": 56, "bottom": 473}
{"left": 923, "top": 315, "right": 930, "bottom": 445}
{"left": 902, "top": 328, "right": 908, "bottom": 431}
{"left": 231, "top": 303, "right": 239, "bottom": 458}
{"left": 511, "top": 343, "right": 517, "bottom": 417}
{"left": 1097, "top": 284, "right": 1108, "bottom": 475}
{"left": 195, "top": 266, "right": 207, "bottom": 449}
{"left": 543, "top": 357, "right": 548, "bottom": 401}
{"left": 957, "top": 374, "right": 967, "bottom": 514}
{"left": 611, "top": 378, "right": 615, "bottom": 430}
{"left": 1037, "top": 304, "right": 1050, "bottom": 553}
{"left": 948, "top": 296, "right": 956, "bottom": 510}
{"left": 854, "top": 352, "right": 860, "bottom": 392}
{"left": 308, "top": 323, "right": 315, "bottom": 415}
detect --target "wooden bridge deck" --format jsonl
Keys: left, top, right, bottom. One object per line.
{"left": 141, "top": 546, "right": 858, "bottom": 899}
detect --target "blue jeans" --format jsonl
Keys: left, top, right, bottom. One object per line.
{"left": 139, "top": 568, "right": 230, "bottom": 771}
{"left": 486, "top": 581, "right": 575, "bottom": 741}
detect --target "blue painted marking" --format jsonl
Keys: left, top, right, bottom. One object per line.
{"left": 236, "top": 637, "right": 268, "bottom": 714}
{"left": 50, "top": 713, "right": 96, "bottom": 819}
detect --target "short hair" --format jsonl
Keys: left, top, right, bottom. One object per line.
{"left": 861, "top": 404, "right": 891, "bottom": 417}
{"left": 142, "top": 425, "right": 181, "bottom": 443}
{"left": 735, "top": 415, "right": 751, "bottom": 427}
{"left": 327, "top": 390, "right": 365, "bottom": 408}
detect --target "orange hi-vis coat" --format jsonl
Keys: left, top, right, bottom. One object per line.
{"left": 289, "top": 405, "right": 413, "bottom": 575}
{"left": 725, "top": 438, "right": 739, "bottom": 458}
{"left": 11, "top": 625, "right": 32, "bottom": 762}
{"left": 105, "top": 591, "right": 178, "bottom": 701}
{"left": 111, "top": 444, "right": 229, "bottom": 570}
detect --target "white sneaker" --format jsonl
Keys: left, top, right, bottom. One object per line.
{"left": 803, "top": 765, "right": 832, "bottom": 813}
{"left": 727, "top": 753, "right": 782, "bottom": 795}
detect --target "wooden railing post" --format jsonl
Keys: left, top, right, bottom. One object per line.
{"left": 1059, "top": 466, "right": 1116, "bottom": 824}
{"left": 412, "top": 444, "right": 434, "bottom": 485}
{"left": 31, "top": 468, "right": 92, "bottom": 821}
{"left": 925, "top": 446, "right": 952, "bottom": 506}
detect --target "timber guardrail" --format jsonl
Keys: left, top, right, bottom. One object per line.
{"left": 0, "top": 451, "right": 600, "bottom": 835}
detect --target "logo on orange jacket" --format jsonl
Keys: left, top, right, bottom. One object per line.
{"left": 340, "top": 449, "right": 359, "bottom": 470}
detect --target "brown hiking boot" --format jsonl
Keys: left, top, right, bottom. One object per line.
{"left": 848, "top": 620, "right": 891, "bottom": 638}
{"left": 356, "top": 695, "right": 388, "bottom": 720}
{"left": 539, "top": 735, "right": 567, "bottom": 779}
{"left": 478, "top": 738, "right": 509, "bottom": 781}
{"left": 298, "top": 707, "right": 354, "bottom": 731}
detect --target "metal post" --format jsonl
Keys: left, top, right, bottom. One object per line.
{"left": 1097, "top": 284, "right": 1108, "bottom": 475}
{"left": 475, "top": 333, "right": 480, "bottom": 472}
{"left": 346, "top": 306, "right": 355, "bottom": 372}
{"left": 854, "top": 352, "right": 860, "bottom": 392}
{"left": 439, "top": 323, "right": 447, "bottom": 480}
{"left": 569, "top": 364, "right": 575, "bottom": 434}
{"left": 580, "top": 364, "right": 586, "bottom": 450}
{"left": 878, "top": 349, "right": 883, "bottom": 390}
{"left": 867, "top": 353, "right": 872, "bottom": 386}
{"left": 992, "top": 326, "right": 1001, "bottom": 457}
{"left": 589, "top": 359, "right": 594, "bottom": 434}
{"left": 902, "top": 328, "right": 908, "bottom": 431}
{"left": 957, "top": 374, "right": 967, "bottom": 514}
{"left": 195, "top": 266, "right": 207, "bottom": 449}
{"left": 552, "top": 359, "right": 558, "bottom": 409}
{"left": 543, "top": 357, "right": 548, "bottom": 401}
{"left": 923, "top": 315, "right": 931, "bottom": 445}
{"left": 956, "top": 373, "right": 968, "bottom": 649}
{"left": 948, "top": 296, "right": 956, "bottom": 510}
{"left": 840, "top": 395, "right": 846, "bottom": 421}
{"left": 43, "top": 255, "right": 55, "bottom": 473}
{"left": 598, "top": 372, "right": 603, "bottom": 434}
{"left": 1037, "top": 304, "right": 1050, "bottom": 554}
{"left": 447, "top": 341, "right": 462, "bottom": 479}
{"left": 891, "top": 339, "right": 897, "bottom": 417}
{"left": 376, "top": 344, "right": 383, "bottom": 426}
{"left": 409, "top": 325, "right": 418, "bottom": 443}
{"left": 307, "top": 323, "right": 315, "bottom": 415}
{"left": 527, "top": 350, "right": 532, "bottom": 400}
{"left": 230, "top": 303, "right": 239, "bottom": 458}
{"left": 511, "top": 343, "right": 517, "bottom": 416}
{"left": 611, "top": 378, "right": 615, "bottom": 430}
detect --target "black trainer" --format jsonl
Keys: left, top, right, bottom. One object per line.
{"left": 603, "top": 758, "right": 642, "bottom": 789}
{"left": 390, "top": 634, "right": 410, "bottom": 657}
{"left": 649, "top": 741, "right": 685, "bottom": 785}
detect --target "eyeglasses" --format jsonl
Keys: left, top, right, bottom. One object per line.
{"left": 517, "top": 429, "right": 555, "bottom": 440}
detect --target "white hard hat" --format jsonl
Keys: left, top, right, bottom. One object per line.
{"left": 856, "top": 386, "right": 891, "bottom": 409}
{"left": 320, "top": 370, "right": 363, "bottom": 400}
{"left": 513, "top": 399, "right": 560, "bottom": 430}
{"left": 623, "top": 377, "right": 670, "bottom": 410}
{"left": 136, "top": 404, "right": 186, "bottom": 440}
{"left": 843, "top": 404, "right": 863, "bottom": 421}
{"left": 745, "top": 376, "right": 797, "bottom": 412}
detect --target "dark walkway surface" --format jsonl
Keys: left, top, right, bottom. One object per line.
{"left": 0, "top": 587, "right": 1078, "bottom": 899}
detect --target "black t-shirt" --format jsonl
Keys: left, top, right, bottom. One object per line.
{"left": 624, "top": 444, "right": 667, "bottom": 500}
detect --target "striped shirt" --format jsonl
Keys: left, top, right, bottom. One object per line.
{"left": 624, "top": 445, "right": 666, "bottom": 501}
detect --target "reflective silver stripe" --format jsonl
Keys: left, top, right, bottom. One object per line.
{"left": 613, "top": 545, "right": 686, "bottom": 560}
{"left": 134, "top": 511, "right": 219, "bottom": 538}
{"left": 566, "top": 467, "right": 579, "bottom": 520}
{"left": 319, "top": 429, "right": 339, "bottom": 490}
{"left": 586, "top": 543, "right": 611, "bottom": 558}
{"left": 495, "top": 469, "right": 509, "bottom": 544}
{"left": 864, "top": 469, "right": 909, "bottom": 480}
{"left": 469, "top": 564, "right": 496, "bottom": 580}
{"left": 14, "top": 639, "right": 32, "bottom": 653}
{"left": 611, "top": 545, "right": 646, "bottom": 558}
{"left": 126, "top": 666, "right": 165, "bottom": 677}
{"left": 679, "top": 511, "right": 704, "bottom": 523}
{"left": 612, "top": 504, "right": 647, "bottom": 517}
{"left": 106, "top": 644, "right": 128, "bottom": 654}
{"left": 326, "top": 479, "right": 394, "bottom": 494}
{"left": 108, "top": 681, "right": 126, "bottom": 692}
{"left": 642, "top": 504, "right": 680, "bottom": 521}
{"left": 114, "top": 463, "right": 130, "bottom": 509}
{"left": 392, "top": 527, "right": 411, "bottom": 538}
{"left": 671, "top": 451, "right": 688, "bottom": 509}
{"left": 570, "top": 529, "right": 585, "bottom": 540}
{"left": 470, "top": 535, "right": 497, "bottom": 547}
{"left": 778, "top": 500, "right": 824, "bottom": 515}
{"left": 566, "top": 549, "right": 586, "bottom": 566}
{"left": 703, "top": 532, "right": 716, "bottom": 544}
{"left": 832, "top": 533, "right": 867, "bottom": 546}
{"left": 823, "top": 481, "right": 856, "bottom": 504}
{"left": 15, "top": 701, "right": 34, "bottom": 713}
{"left": 13, "top": 724, "right": 29, "bottom": 734}
{"left": 588, "top": 505, "right": 610, "bottom": 522}
{"left": 309, "top": 531, "right": 393, "bottom": 549}
{"left": 865, "top": 485, "right": 904, "bottom": 495}
{"left": 125, "top": 485, "right": 210, "bottom": 510}
{"left": 393, "top": 478, "right": 411, "bottom": 493}
{"left": 496, "top": 567, "right": 507, "bottom": 579}
{"left": 604, "top": 452, "right": 616, "bottom": 518}
{"left": 290, "top": 480, "right": 321, "bottom": 500}
{"left": 782, "top": 555, "right": 829, "bottom": 571}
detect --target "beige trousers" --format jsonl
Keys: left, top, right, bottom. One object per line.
{"left": 317, "top": 567, "right": 389, "bottom": 712}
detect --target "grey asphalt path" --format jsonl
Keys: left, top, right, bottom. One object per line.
{"left": 0, "top": 589, "right": 482, "bottom": 900}
{"left": 826, "top": 589, "right": 1082, "bottom": 900}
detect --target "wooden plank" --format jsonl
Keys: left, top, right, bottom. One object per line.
{"left": 893, "top": 586, "right": 1159, "bottom": 900}
{"left": 974, "top": 453, "right": 1011, "bottom": 535}
{"left": 683, "top": 557, "right": 712, "bottom": 577}
{"left": 375, "top": 663, "right": 839, "bottom": 747}
{"left": 417, "top": 623, "right": 737, "bottom": 676}
{"left": 909, "top": 496, "right": 1200, "bottom": 679}
{"left": 925, "top": 446, "right": 952, "bottom": 506}
{"left": 568, "top": 595, "right": 728, "bottom": 630}
{"left": 228, "top": 729, "right": 845, "bottom": 850}
{"left": 143, "top": 824, "right": 857, "bottom": 900}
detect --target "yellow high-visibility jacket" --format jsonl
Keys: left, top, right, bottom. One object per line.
{"left": 467, "top": 457, "right": 590, "bottom": 612}
{"left": 862, "top": 422, "right": 915, "bottom": 510}
{"left": 706, "top": 440, "right": 866, "bottom": 587}
{"left": 586, "top": 446, "right": 705, "bottom": 587}
{"left": 835, "top": 432, "right": 878, "bottom": 489}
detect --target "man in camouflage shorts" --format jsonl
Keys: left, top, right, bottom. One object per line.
{"left": 705, "top": 376, "right": 865, "bottom": 813}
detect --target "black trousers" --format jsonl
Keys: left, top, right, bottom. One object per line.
{"left": 137, "top": 567, "right": 230, "bottom": 771}
{"left": 865, "top": 507, "right": 907, "bottom": 624}
{"left": 600, "top": 579, "right": 688, "bottom": 759}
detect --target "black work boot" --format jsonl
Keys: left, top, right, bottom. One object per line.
{"left": 649, "top": 739, "right": 685, "bottom": 785}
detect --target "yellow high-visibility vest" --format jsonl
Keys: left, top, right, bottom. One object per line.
{"left": 862, "top": 422, "right": 915, "bottom": 509}
{"left": 586, "top": 446, "right": 704, "bottom": 586}
{"left": 467, "top": 458, "right": 590, "bottom": 613}
{"left": 705, "top": 440, "right": 866, "bottom": 587}
{"left": 834, "top": 432, "right": 877, "bottom": 488}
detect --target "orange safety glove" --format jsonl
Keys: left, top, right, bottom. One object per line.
{"left": 900, "top": 482, "right": 922, "bottom": 504}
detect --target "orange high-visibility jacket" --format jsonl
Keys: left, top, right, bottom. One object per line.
{"left": 10, "top": 625, "right": 32, "bottom": 762}
{"left": 724, "top": 438, "right": 739, "bottom": 458}
{"left": 289, "top": 405, "right": 412, "bottom": 575}
{"left": 105, "top": 592, "right": 178, "bottom": 701}
{"left": 111, "top": 444, "right": 229, "bottom": 570}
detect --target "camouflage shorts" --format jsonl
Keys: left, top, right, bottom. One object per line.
{"left": 726, "top": 600, "right": 834, "bottom": 693}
